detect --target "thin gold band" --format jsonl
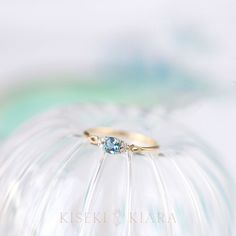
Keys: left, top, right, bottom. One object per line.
{"left": 84, "top": 127, "right": 159, "bottom": 154}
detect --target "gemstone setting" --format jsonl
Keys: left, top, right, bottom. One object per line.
{"left": 102, "top": 136, "right": 125, "bottom": 154}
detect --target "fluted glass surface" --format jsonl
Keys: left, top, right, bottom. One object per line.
{"left": 0, "top": 104, "right": 234, "bottom": 236}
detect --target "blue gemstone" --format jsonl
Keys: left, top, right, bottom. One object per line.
{"left": 103, "top": 137, "right": 123, "bottom": 154}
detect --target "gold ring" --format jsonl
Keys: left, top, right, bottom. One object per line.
{"left": 84, "top": 127, "right": 159, "bottom": 154}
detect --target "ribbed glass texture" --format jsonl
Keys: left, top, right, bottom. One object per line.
{"left": 0, "top": 104, "right": 234, "bottom": 236}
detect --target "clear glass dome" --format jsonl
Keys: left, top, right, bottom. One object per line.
{"left": 0, "top": 104, "right": 234, "bottom": 236}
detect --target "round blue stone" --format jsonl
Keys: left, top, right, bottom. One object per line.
{"left": 103, "top": 137, "right": 123, "bottom": 154}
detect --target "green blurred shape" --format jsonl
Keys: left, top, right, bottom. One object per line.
{"left": 0, "top": 65, "right": 212, "bottom": 140}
